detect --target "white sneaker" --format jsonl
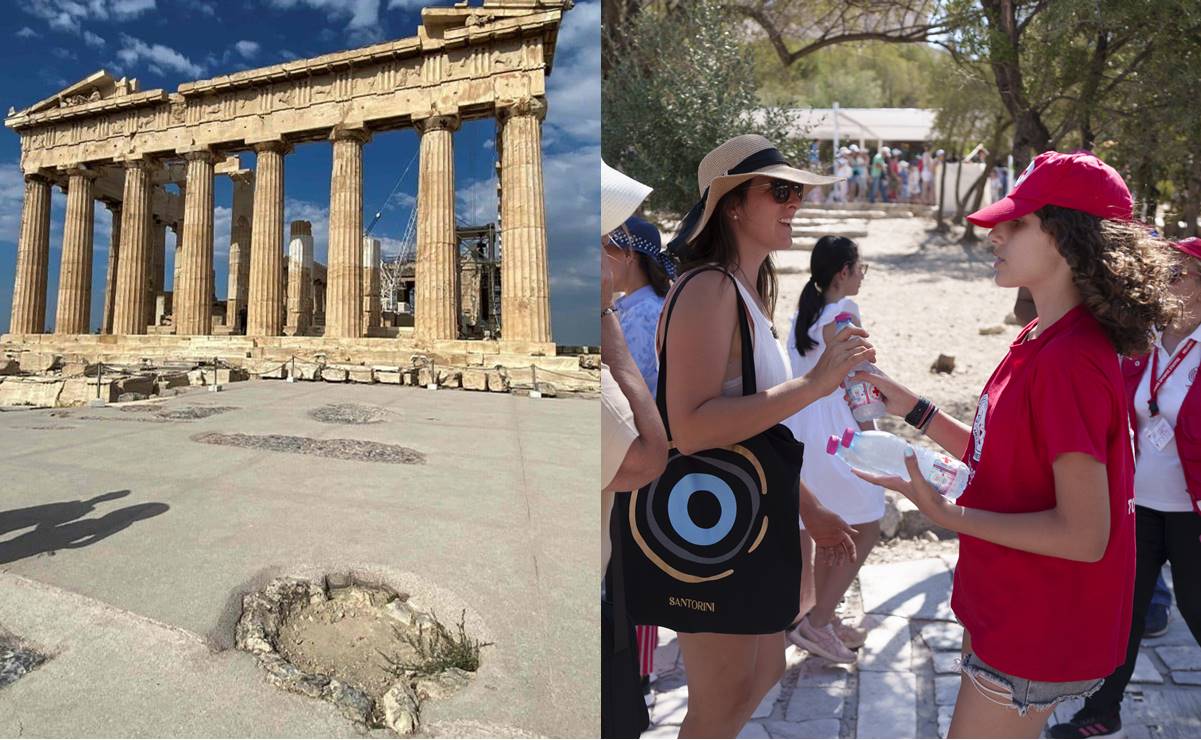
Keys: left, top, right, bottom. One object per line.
{"left": 787, "top": 616, "right": 857, "bottom": 663}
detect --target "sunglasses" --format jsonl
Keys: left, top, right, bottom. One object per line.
{"left": 748, "top": 179, "right": 805, "bottom": 204}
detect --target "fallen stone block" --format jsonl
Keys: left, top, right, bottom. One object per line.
{"left": 0, "top": 376, "right": 66, "bottom": 407}
{"left": 291, "top": 361, "right": 322, "bottom": 381}
{"left": 376, "top": 367, "right": 402, "bottom": 384}
{"left": 321, "top": 366, "right": 349, "bottom": 383}
{"left": 348, "top": 366, "right": 375, "bottom": 383}
{"left": 20, "top": 352, "right": 62, "bottom": 374}
{"left": 486, "top": 369, "right": 507, "bottom": 392}
{"left": 461, "top": 368, "right": 488, "bottom": 391}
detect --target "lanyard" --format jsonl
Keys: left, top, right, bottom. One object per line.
{"left": 1149, "top": 338, "right": 1197, "bottom": 416}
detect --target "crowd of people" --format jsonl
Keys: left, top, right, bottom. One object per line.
{"left": 821, "top": 144, "right": 943, "bottom": 205}
{"left": 600, "top": 137, "right": 1200, "bottom": 740}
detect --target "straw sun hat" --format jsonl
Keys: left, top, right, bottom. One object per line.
{"left": 667, "top": 134, "right": 844, "bottom": 252}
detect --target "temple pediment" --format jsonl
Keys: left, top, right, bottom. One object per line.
{"left": 8, "top": 71, "right": 140, "bottom": 118}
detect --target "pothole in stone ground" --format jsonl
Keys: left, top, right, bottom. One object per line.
{"left": 0, "top": 637, "right": 47, "bottom": 689}
{"left": 236, "top": 576, "right": 489, "bottom": 735}
{"left": 308, "top": 403, "right": 389, "bottom": 425}
{"left": 191, "top": 433, "right": 425, "bottom": 464}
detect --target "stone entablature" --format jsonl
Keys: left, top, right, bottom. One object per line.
{"left": 6, "top": 6, "right": 566, "bottom": 175}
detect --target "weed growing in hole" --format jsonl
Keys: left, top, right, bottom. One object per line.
{"left": 379, "top": 610, "right": 492, "bottom": 678}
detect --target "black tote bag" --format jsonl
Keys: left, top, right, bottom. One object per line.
{"left": 615, "top": 267, "right": 803, "bottom": 634}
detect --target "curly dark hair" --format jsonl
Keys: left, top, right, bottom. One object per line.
{"left": 1036, "top": 205, "right": 1179, "bottom": 356}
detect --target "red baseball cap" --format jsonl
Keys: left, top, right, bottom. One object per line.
{"left": 967, "top": 150, "right": 1133, "bottom": 228}
{"left": 1171, "top": 237, "right": 1201, "bottom": 261}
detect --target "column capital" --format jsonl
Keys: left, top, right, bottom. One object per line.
{"left": 120, "top": 156, "right": 157, "bottom": 172}
{"left": 413, "top": 112, "right": 461, "bottom": 134}
{"left": 180, "top": 147, "right": 218, "bottom": 163}
{"left": 329, "top": 125, "right": 371, "bottom": 144}
{"left": 251, "top": 139, "right": 293, "bottom": 156}
{"left": 99, "top": 197, "right": 122, "bottom": 212}
{"left": 59, "top": 164, "right": 100, "bottom": 180}
{"left": 228, "top": 170, "right": 256, "bottom": 186}
{"left": 23, "top": 171, "right": 52, "bottom": 185}
{"left": 496, "top": 96, "right": 547, "bottom": 123}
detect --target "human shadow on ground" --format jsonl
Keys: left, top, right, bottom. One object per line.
{"left": 0, "top": 491, "right": 169, "bottom": 565}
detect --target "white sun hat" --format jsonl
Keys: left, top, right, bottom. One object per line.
{"left": 602, "top": 161, "right": 653, "bottom": 235}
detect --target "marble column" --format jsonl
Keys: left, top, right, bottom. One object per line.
{"left": 175, "top": 150, "right": 216, "bottom": 335}
{"left": 413, "top": 114, "right": 460, "bottom": 343}
{"left": 498, "top": 98, "right": 552, "bottom": 343}
{"left": 247, "top": 141, "right": 287, "bottom": 336}
{"left": 10, "top": 174, "right": 52, "bottom": 334}
{"left": 100, "top": 200, "right": 122, "bottom": 334}
{"left": 286, "top": 220, "right": 314, "bottom": 335}
{"left": 146, "top": 217, "right": 166, "bottom": 329}
{"left": 326, "top": 126, "right": 370, "bottom": 339}
{"left": 227, "top": 171, "right": 254, "bottom": 333}
{"left": 362, "top": 236, "right": 381, "bottom": 333}
{"left": 55, "top": 167, "right": 97, "bottom": 334}
{"left": 113, "top": 159, "right": 153, "bottom": 335}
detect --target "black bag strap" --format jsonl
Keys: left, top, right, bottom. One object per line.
{"left": 655, "top": 266, "right": 758, "bottom": 442}
{"left": 611, "top": 495, "right": 629, "bottom": 653}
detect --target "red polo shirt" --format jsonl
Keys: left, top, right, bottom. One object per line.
{"left": 951, "top": 304, "right": 1136, "bottom": 682}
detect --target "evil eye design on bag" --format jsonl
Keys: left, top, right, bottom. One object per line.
{"left": 629, "top": 444, "right": 769, "bottom": 583}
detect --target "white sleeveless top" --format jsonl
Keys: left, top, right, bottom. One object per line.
{"left": 720, "top": 278, "right": 793, "bottom": 398}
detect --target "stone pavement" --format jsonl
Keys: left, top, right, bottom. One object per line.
{"left": 642, "top": 555, "right": 1201, "bottom": 739}
{"left": 0, "top": 381, "right": 598, "bottom": 737}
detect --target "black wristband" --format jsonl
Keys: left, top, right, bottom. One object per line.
{"left": 905, "top": 397, "right": 931, "bottom": 427}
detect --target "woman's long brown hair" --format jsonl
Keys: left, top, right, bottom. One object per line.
{"left": 676, "top": 181, "right": 779, "bottom": 315}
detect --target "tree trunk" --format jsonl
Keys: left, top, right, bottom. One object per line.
{"left": 951, "top": 154, "right": 965, "bottom": 225}
{"left": 979, "top": 0, "right": 1052, "bottom": 170}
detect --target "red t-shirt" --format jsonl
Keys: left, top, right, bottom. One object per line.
{"left": 951, "top": 304, "right": 1135, "bottom": 682}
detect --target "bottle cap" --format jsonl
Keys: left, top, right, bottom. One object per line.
{"left": 841, "top": 428, "right": 856, "bottom": 448}
{"left": 826, "top": 435, "right": 840, "bottom": 455}
{"left": 834, "top": 311, "right": 856, "bottom": 325}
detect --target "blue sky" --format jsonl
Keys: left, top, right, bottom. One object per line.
{"left": 0, "top": 0, "right": 599, "bottom": 344}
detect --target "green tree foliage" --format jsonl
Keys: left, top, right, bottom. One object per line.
{"left": 750, "top": 41, "right": 946, "bottom": 108}
{"left": 602, "top": 0, "right": 806, "bottom": 217}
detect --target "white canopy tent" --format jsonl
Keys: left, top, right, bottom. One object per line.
{"left": 787, "top": 106, "right": 938, "bottom": 149}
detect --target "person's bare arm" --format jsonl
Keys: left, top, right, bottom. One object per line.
{"left": 602, "top": 310, "right": 668, "bottom": 493}
{"left": 665, "top": 272, "right": 875, "bottom": 455}
{"left": 857, "top": 451, "right": 1112, "bottom": 562}
{"left": 848, "top": 369, "right": 972, "bottom": 459}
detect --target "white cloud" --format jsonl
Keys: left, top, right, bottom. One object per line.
{"left": 267, "top": 0, "right": 383, "bottom": 44}
{"left": 18, "top": 0, "right": 155, "bottom": 35}
{"left": 110, "top": 0, "right": 154, "bottom": 19}
{"left": 15, "top": 26, "right": 40, "bottom": 38}
{"left": 116, "top": 34, "right": 206, "bottom": 78}
{"left": 51, "top": 47, "right": 77, "bottom": 60}
{"left": 0, "top": 162, "right": 26, "bottom": 246}
{"left": 191, "top": 0, "right": 216, "bottom": 16}
{"left": 278, "top": 48, "right": 298, "bottom": 60}
{"left": 234, "top": 40, "right": 259, "bottom": 59}
{"left": 457, "top": 176, "right": 497, "bottom": 226}
{"left": 543, "top": 0, "right": 600, "bottom": 145}
{"left": 83, "top": 29, "right": 105, "bottom": 47}
{"left": 386, "top": 0, "right": 450, "bottom": 8}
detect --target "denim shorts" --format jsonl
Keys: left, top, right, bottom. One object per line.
{"left": 957, "top": 650, "right": 1103, "bottom": 716}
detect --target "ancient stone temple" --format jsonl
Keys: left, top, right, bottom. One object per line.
{"left": 3, "top": 0, "right": 566, "bottom": 370}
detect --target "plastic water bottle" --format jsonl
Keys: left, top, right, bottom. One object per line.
{"left": 834, "top": 312, "right": 886, "bottom": 422}
{"left": 826, "top": 427, "right": 969, "bottom": 501}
